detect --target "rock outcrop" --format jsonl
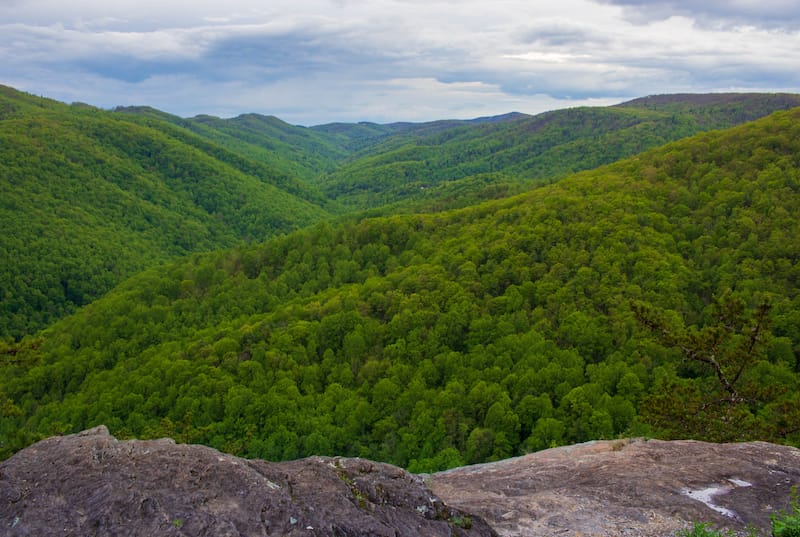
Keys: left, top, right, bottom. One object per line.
{"left": 3, "top": 429, "right": 800, "bottom": 537}
{"left": 431, "top": 438, "right": 800, "bottom": 537}
{"left": 0, "top": 426, "right": 495, "bottom": 537}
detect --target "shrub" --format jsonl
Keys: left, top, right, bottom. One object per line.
{"left": 772, "top": 487, "right": 800, "bottom": 537}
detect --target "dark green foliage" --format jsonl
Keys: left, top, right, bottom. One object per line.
{"left": 319, "top": 94, "right": 800, "bottom": 211}
{"left": 116, "top": 106, "right": 353, "bottom": 188}
{"left": 2, "top": 107, "right": 800, "bottom": 467}
{"left": 618, "top": 93, "right": 800, "bottom": 128}
{"left": 0, "top": 86, "right": 333, "bottom": 338}
{"left": 633, "top": 293, "right": 777, "bottom": 442}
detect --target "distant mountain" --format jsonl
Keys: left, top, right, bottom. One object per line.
{"left": 310, "top": 112, "right": 528, "bottom": 153}
{"left": 616, "top": 92, "right": 800, "bottom": 127}
{"left": 319, "top": 93, "right": 800, "bottom": 211}
{"left": 3, "top": 87, "right": 800, "bottom": 339}
{"left": 0, "top": 86, "right": 333, "bottom": 338}
{"left": 3, "top": 108, "right": 798, "bottom": 467}
{"left": 464, "top": 112, "right": 530, "bottom": 124}
{"left": 113, "top": 107, "right": 342, "bottom": 204}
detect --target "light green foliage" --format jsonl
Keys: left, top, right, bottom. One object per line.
{"left": 773, "top": 487, "right": 800, "bottom": 537}
{"left": 678, "top": 522, "right": 760, "bottom": 537}
{"left": 1, "top": 87, "right": 800, "bottom": 469}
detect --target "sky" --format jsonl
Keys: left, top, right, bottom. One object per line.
{"left": 1, "top": 0, "right": 799, "bottom": 125}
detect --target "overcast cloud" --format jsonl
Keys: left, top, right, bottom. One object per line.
{"left": 1, "top": 0, "right": 798, "bottom": 124}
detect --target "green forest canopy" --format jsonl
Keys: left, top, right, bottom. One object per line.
{"left": 318, "top": 93, "right": 800, "bottom": 210}
{"left": 0, "top": 86, "right": 335, "bottom": 338}
{"left": 2, "top": 107, "right": 799, "bottom": 470}
{"left": 4, "top": 87, "right": 800, "bottom": 340}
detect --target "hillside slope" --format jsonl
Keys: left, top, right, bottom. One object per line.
{"left": 115, "top": 106, "right": 352, "bottom": 186}
{"left": 2, "top": 108, "right": 798, "bottom": 465}
{"left": 0, "top": 86, "right": 333, "bottom": 338}
{"left": 4, "top": 88, "right": 798, "bottom": 338}
{"left": 320, "top": 93, "right": 800, "bottom": 211}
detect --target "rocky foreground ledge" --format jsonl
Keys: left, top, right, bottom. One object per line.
{"left": 0, "top": 426, "right": 495, "bottom": 537}
{"left": 432, "top": 437, "right": 800, "bottom": 536}
{"left": 1, "top": 428, "right": 800, "bottom": 537}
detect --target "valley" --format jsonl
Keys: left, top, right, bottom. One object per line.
{"left": 2, "top": 88, "right": 799, "bottom": 472}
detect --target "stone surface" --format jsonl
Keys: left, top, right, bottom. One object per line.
{"left": 431, "top": 438, "right": 800, "bottom": 537}
{"left": 0, "top": 426, "right": 495, "bottom": 537}
{"left": 4, "top": 429, "right": 800, "bottom": 537}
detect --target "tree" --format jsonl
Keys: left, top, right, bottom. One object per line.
{"left": 465, "top": 427, "right": 495, "bottom": 464}
{"left": 632, "top": 291, "right": 773, "bottom": 441}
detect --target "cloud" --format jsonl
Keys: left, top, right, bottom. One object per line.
{"left": 515, "top": 25, "right": 612, "bottom": 49}
{"left": 594, "top": 0, "right": 800, "bottom": 29}
{"left": 0, "top": 0, "right": 799, "bottom": 124}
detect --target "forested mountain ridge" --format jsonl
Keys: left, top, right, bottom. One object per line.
{"left": 3, "top": 107, "right": 798, "bottom": 468}
{"left": 616, "top": 92, "right": 800, "bottom": 127}
{"left": 310, "top": 113, "right": 529, "bottom": 153}
{"left": 4, "top": 86, "right": 799, "bottom": 339}
{"left": 0, "top": 88, "right": 531, "bottom": 339}
{"left": 0, "top": 85, "right": 334, "bottom": 339}
{"left": 115, "top": 106, "right": 352, "bottom": 186}
{"left": 320, "top": 93, "right": 800, "bottom": 211}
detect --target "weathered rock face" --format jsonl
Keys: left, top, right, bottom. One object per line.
{"left": 3, "top": 430, "right": 800, "bottom": 537}
{"left": 431, "top": 438, "right": 800, "bottom": 537}
{"left": 0, "top": 426, "right": 495, "bottom": 537}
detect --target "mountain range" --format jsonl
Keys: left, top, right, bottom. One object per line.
{"left": 1, "top": 87, "right": 799, "bottom": 469}
{"left": 3, "top": 86, "right": 800, "bottom": 339}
